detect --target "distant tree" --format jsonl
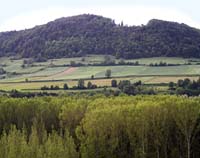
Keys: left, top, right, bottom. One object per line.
{"left": 123, "top": 84, "right": 136, "bottom": 95}
{"left": 169, "top": 82, "right": 175, "bottom": 90}
{"left": 78, "top": 79, "right": 85, "bottom": 89}
{"left": 91, "top": 84, "right": 97, "bottom": 89}
{"left": 21, "top": 64, "right": 26, "bottom": 68}
{"left": 177, "top": 79, "right": 184, "bottom": 87}
{"left": 111, "top": 80, "right": 117, "bottom": 87}
{"left": 134, "top": 61, "right": 139, "bottom": 65}
{"left": 91, "top": 75, "right": 94, "bottom": 80}
{"left": 159, "top": 61, "right": 167, "bottom": 66}
{"left": 70, "top": 61, "right": 76, "bottom": 66}
{"left": 183, "top": 78, "right": 191, "bottom": 88}
{"left": 149, "top": 63, "right": 154, "bottom": 66}
{"left": 49, "top": 85, "right": 59, "bottom": 90}
{"left": 197, "top": 77, "right": 200, "bottom": 85}
{"left": 188, "top": 81, "right": 198, "bottom": 90}
{"left": 134, "top": 80, "right": 142, "bottom": 86}
{"left": 105, "top": 69, "right": 111, "bottom": 78}
{"left": 0, "top": 68, "right": 6, "bottom": 74}
{"left": 103, "top": 55, "right": 115, "bottom": 65}
{"left": 54, "top": 85, "right": 60, "bottom": 90}
{"left": 41, "top": 85, "right": 49, "bottom": 90}
{"left": 118, "top": 80, "right": 131, "bottom": 90}
{"left": 81, "top": 58, "right": 85, "bottom": 62}
{"left": 117, "top": 80, "right": 139, "bottom": 95}
{"left": 87, "top": 82, "right": 93, "bottom": 89}
{"left": 23, "top": 59, "right": 34, "bottom": 65}
{"left": 176, "top": 87, "right": 185, "bottom": 95}
{"left": 50, "top": 85, "right": 54, "bottom": 90}
{"left": 64, "top": 83, "right": 69, "bottom": 90}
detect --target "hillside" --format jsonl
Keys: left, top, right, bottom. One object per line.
{"left": 0, "top": 14, "right": 200, "bottom": 59}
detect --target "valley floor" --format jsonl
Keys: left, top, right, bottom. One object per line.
{"left": 0, "top": 55, "right": 199, "bottom": 92}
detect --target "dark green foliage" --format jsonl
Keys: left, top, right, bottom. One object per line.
{"left": 63, "top": 83, "right": 69, "bottom": 90}
{"left": 170, "top": 78, "right": 200, "bottom": 95}
{"left": 134, "top": 80, "right": 142, "bottom": 86}
{"left": 69, "top": 61, "right": 84, "bottom": 67}
{"left": 50, "top": 85, "right": 60, "bottom": 90}
{"left": 111, "top": 79, "right": 117, "bottom": 87}
{"left": 118, "top": 80, "right": 155, "bottom": 95}
{"left": 70, "top": 61, "right": 76, "bottom": 66}
{"left": 41, "top": 81, "right": 99, "bottom": 91}
{"left": 77, "top": 79, "right": 85, "bottom": 89}
{"left": 149, "top": 62, "right": 167, "bottom": 66}
{"left": 117, "top": 60, "right": 140, "bottom": 66}
{"left": 0, "top": 68, "right": 6, "bottom": 75}
{"left": 149, "top": 61, "right": 180, "bottom": 66}
{"left": 177, "top": 79, "right": 184, "bottom": 87}
{"left": 169, "top": 81, "right": 175, "bottom": 90}
{"left": 10, "top": 89, "right": 58, "bottom": 97}
{"left": 118, "top": 80, "right": 131, "bottom": 89}
{"left": 102, "top": 55, "right": 115, "bottom": 65}
{"left": 0, "top": 14, "right": 200, "bottom": 59}
{"left": 87, "top": 81, "right": 93, "bottom": 89}
{"left": 118, "top": 59, "right": 125, "bottom": 65}
{"left": 118, "top": 80, "right": 135, "bottom": 95}
{"left": 23, "top": 59, "right": 34, "bottom": 65}
{"left": 41, "top": 85, "right": 60, "bottom": 90}
{"left": 87, "top": 81, "right": 97, "bottom": 89}
{"left": 41, "top": 85, "right": 49, "bottom": 90}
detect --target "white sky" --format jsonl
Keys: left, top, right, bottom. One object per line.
{"left": 0, "top": 0, "right": 199, "bottom": 31}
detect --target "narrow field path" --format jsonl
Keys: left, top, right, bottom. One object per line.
{"left": 47, "top": 67, "right": 78, "bottom": 79}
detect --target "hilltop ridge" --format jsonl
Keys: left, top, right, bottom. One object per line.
{"left": 0, "top": 14, "right": 200, "bottom": 59}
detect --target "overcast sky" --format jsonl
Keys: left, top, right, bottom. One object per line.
{"left": 0, "top": 0, "right": 199, "bottom": 31}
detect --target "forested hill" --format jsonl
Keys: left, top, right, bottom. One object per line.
{"left": 0, "top": 14, "right": 200, "bottom": 59}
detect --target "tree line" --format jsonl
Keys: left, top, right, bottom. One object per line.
{"left": 169, "top": 78, "right": 200, "bottom": 96}
{"left": 40, "top": 78, "right": 155, "bottom": 96}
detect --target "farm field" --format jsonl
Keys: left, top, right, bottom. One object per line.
{"left": 0, "top": 56, "right": 199, "bottom": 91}
{"left": 1, "top": 65, "right": 200, "bottom": 82}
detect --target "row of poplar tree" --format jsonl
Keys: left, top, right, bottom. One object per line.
{"left": 0, "top": 95, "right": 200, "bottom": 158}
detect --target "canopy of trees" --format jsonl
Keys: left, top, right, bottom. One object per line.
{"left": 169, "top": 78, "right": 200, "bottom": 96}
{"left": 0, "top": 95, "right": 200, "bottom": 158}
{"left": 0, "top": 14, "right": 200, "bottom": 59}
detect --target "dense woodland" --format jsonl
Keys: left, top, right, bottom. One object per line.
{"left": 0, "top": 95, "right": 200, "bottom": 158}
{"left": 0, "top": 14, "right": 200, "bottom": 59}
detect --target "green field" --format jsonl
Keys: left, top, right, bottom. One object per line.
{"left": 0, "top": 56, "right": 199, "bottom": 91}
{"left": 2, "top": 65, "right": 199, "bottom": 82}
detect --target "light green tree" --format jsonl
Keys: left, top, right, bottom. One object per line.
{"left": 172, "top": 99, "right": 200, "bottom": 158}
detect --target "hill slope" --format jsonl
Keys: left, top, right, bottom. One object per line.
{"left": 0, "top": 14, "right": 200, "bottom": 59}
